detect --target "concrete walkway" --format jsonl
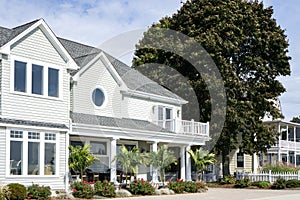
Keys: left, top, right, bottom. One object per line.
{"left": 111, "top": 188, "right": 300, "bottom": 200}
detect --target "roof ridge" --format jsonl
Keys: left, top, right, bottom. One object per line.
{"left": 12, "top": 19, "right": 40, "bottom": 30}
{"left": 58, "top": 37, "right": 99, "bottom": 50}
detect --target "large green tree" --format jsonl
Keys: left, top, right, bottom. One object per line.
{"left": 133, "top": 0, "right": 290, "bottom": 175}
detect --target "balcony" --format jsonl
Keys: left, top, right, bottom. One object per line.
{"left": 153, "top": 119, "right": 209, "bottom": 136}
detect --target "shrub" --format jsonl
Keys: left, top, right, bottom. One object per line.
{"left": 0, "top": 185, "right": 10, "bottom": 200}
{"left": 7, "top": 183, "right": 27, "bottom": 200}
{"left": 167, "top": 179, "right": 185, "bottom": 194}
{"left": 71, "top": 181, "right": 94, "bottom": 199}
{"left": 220, "top": 175, "right": 236, "bottom": 184}
{"left": 196, "top": 181, "right": 208, "bottom": 193}
{"left": 235, "top": 177, "right": 250, "bottom": 188}
{"left": 262, "top": 163, "right": 300, "bottom": 173}
{"left": 130, "top": 179, "right": 154, "bottom": 195}
{"left": 250, "top": 181, "right": 270, "bottom": 189}
{"left": 184, "top": 182, "right": 197, "bottom": 193}
{"left": 286, "top": 179, "right": 300, "bottom": 188}
{"left": 27, "top": 184, "right": 51, "bottom": 199}
{"left": 94, "top": 180, "right": 116, "bottom": 197}
{"left": 271, "top": 177, "right": 286, "bottom": 189}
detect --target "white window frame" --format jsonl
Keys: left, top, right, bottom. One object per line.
{"left": 10, "top": 55, "right": 63, "bottom": 100}
{"left": 90, "top": 86, "right": 108, "bottom": 109}
{"left": 6, "top": 129, "right": 60, "bottom": 177}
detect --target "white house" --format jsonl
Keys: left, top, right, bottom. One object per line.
{"left": 0, "top": 19, "right": 210, "bottom": 191}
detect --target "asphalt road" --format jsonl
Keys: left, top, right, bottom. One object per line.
{"left": 111, "top": 188, "right": 300, "bottom": 200}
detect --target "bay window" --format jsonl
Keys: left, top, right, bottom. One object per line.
{"left": 9, "top": 130, "right": 57, "bottom": 176}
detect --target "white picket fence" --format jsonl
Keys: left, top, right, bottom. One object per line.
{"left": 236, "top": 170, "right": 300, "bottom": 183}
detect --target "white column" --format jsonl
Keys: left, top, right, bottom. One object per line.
{"left": 252, "top": 153, "right": 258, "bottom": 174}
{"left": 294, "top": 126, "right": 297, "bottom": 167}
{"left": 180, "top": 145, "right": 186, "bottom": 180}
{"left": 151, "top": 141, "right": 159, "bottom": 182}
{"left": 186, "top": 145, "right": 192, "bottom": 181}
{"left": 286, "top": 125, "right": 289, "bottom": 142}
{"left": 110, "top": 138, "right": 117, "bottom": 183}
{"left": 278, "top": 123, "right": 281, "bottom": 162}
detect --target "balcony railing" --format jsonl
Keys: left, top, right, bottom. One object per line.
{"left": 279, "top": 140, "right": 300, "bottom": 151}
{"left": 153, "top": 119, "right": 209, "bottom": 136}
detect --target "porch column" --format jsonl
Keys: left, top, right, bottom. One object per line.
{"left": 278, "top": 123, "right": 281, "bottom": 162}
{"left": 252, "top": 153, "right": 258, "bottom": 174}
{"left": 186, "top": 145, "right": 192, "bottom": 181}
{"left": 180, "top": 145, "right": 186, "bottom": 180}
{"left": 294, "top": 126, "right": 297, "bottom": 167}
{"left": 151, "top": 141, "right": 159, "bottom": 182}
{"left": 110, "top": 138, "right": 117, "bottom": 183}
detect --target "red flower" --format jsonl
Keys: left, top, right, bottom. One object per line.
{"left": 73, "top": 189, "right": 77, "bottom": 193}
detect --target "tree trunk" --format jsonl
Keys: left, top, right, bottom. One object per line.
{"left": 222, "top": 151, "right": 230, "bottom": 176}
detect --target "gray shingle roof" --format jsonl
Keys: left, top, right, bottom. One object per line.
{"left": 0, "top": 20, "right": 184, "bottom": 101}
{"left": 0, "top": 19, "right": 39, "bottom": 47}
{"left": 58, "top": 38, "right": 184, "bottom": 101}
{"left": 71, "top": 112, "right": 169, "bottom": 133}
{"left": 0, "top": 117, "right": 68, "bottom": 129}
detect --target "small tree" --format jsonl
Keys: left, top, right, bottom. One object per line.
{"left": 69, "top": 144, "right": 97, "bottom": 181}
{"left": 113, "top": 146, "right": 141, "bottom": 184}
{"left": 188, "top": 148, "right": 216, "bottom": 182}
{"left": 149, "top": 145, "right": 177, "bottom": 183}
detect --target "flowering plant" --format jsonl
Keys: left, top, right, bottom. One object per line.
{"left": 71, "top": 181, "right": 94, "bottom": 199}
{"left": 94, "top": 180, "right": 116, "bottom": 197}
{"left": 130, "top": 178, "right": 154, "bottom": 195}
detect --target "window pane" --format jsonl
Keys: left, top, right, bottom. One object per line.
{"left": 92, "top": 88, "right": 105, "bottom": 106}
{"left": 28, "top": 142, "right": 40, "bottom": 175}
{"left": 70, "top": 141, "right": 84, "bottom": 147}
{"left": 90, "top": 142, "right": 107, "bottom": 155}
{"left": 10, "top": 141, "right": 22, "bottom": 175}
{"left": 14, "top": 61, "right": 26, "bottom": 92}
{"left": 45, "top": 143, "right": 56, "bottom": 175}
{"left": 48, "top": 68, "right": 59, "bottom": 97}
{"left": 32, "top": 64, "right": 43, "bottom": 95}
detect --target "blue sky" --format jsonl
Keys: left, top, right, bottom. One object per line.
{"left": 0, "top": 0, "right": 299, "bottom": 120}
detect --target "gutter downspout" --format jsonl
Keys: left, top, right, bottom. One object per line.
{"left": 65, "top": 118, "right": 71, "bottom": 193}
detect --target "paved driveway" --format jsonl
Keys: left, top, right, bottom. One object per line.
{"left": 111, "top": 188, "right": 300, "bottom": 200}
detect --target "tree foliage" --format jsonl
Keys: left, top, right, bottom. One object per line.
{"left": 133, "top": 0, "right": 290, "bottom": 175}
{"left": 188, "top": 148, "right": 216, "bottom": 182}
{"left": 69, "top": 144, "right": 97, "bottom": 181}
{"left": 148, "top": 145, "right": 177, "bottom": 183}
{"left": 112, "top": 145, "right": 142, "bottom": 184}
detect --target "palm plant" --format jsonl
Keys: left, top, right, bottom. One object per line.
{"left": 149, "top": 145, "right": 177, "bottom": 183}
{"left": 188, "top": 148, "right": 216, "bottom": 182}
{"left": 69, "top": 144, "right": 98, "bottom": 181}
{"left": 112, "top": 146, "right": 141, "bottom": 184}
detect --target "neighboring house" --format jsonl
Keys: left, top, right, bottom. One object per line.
{"left": 209, "top": 98, "right": 300, "bottom": 181}
{"left": 0, "top": 19, "right": 210, "bottom": 190}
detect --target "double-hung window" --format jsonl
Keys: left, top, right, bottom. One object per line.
{"left": 157, "top": 106, "right": 173, "bottom": 131}
{"left": 13, "top": 58, "right": 60, "bottom": 98}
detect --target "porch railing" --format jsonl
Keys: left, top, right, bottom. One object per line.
{"left": 153, "top": 119, "right": 209, "bottom": 136}
{"left": 236, "top": 170, "right": 300, "bottom": 183}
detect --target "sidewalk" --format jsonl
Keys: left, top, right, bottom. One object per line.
{"left": 111, "top": 188, "right": 300, "bottom": 200}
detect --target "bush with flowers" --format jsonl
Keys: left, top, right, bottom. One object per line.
{"left": 26, "top": 184, "right": 51, "bottom": 200}
{"left": 94, "top": 180, "right": 116, "bottom": 197}
{"left": 71, "top": 181, "right": 94, "bottom": 199}
{"left": 130, "top": 179, "right": 155, "bottom": 195}
{"left": 167, "top": 179, "right": 207, "bottom": 193}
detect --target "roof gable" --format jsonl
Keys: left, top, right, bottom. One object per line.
{"left": 59, "top": 37, "right": 186, "bottom": 103}
{"left": 0, "top": 19, "right": 78, "bottom": 70}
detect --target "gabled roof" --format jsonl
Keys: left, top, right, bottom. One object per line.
{"left": 59, "top": 38, "right": 185, "bottom": 101}
{"left": 71, "top": 112, "right": 170, "bottom": 133}
{"left": 0, "top": 19, "right": 39, "bottom": 47}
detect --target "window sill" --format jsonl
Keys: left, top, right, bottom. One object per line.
{"left": 10, "top": 91, "right": 63, "bottom": 101}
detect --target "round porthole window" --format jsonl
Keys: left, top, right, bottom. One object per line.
{"left": 92, "top": 88, "right": 105, "bottom": 107}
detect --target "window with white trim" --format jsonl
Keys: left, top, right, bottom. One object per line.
{"left": 156, "top": 106, "right": 173, "bottom": 131}
{"left": 9, "top": 130, "right": 57, "bottom": 176}
{"left": 13, "top": 58, "right": 60, "bottom": 98}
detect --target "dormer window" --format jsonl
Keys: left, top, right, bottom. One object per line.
{"left": 12, "top": 57, "right": 61, "bottom": 98}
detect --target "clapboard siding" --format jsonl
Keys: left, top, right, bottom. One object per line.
{"left": 123, "top": 96, "right": 181, "bottom": 121}
{"left": 0, "top": 128, "right": 6, "bottom": 179}
{"left": 0, "top": 27, "right": 70, "bottom": 125}
{"left": 0, "top": 59, "right": 2, "bottom": 114}
{"left": 72, "top": 58, "right": 122, "bottom": 117}
{"left": 11, "top": 28, "right": 65, "bottom": 66}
